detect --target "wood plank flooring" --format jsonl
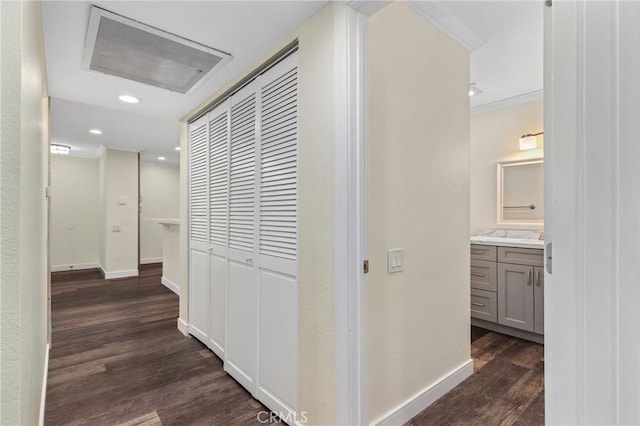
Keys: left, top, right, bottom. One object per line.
{"left": 46, "top": 265, "right": 544, "bottom": 426}
{"left": 45, "top": 264, "right": 277, "bottom": 426}
{"left": 408, "top": 327, "right": 545, "bottom": 426}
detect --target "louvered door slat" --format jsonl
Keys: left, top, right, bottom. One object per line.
{"left": 189, "top": 121, "right": 208, "bottom": 242}
{"left": 229, "top": 93, "right": 256, "bottom": 252}
{"left": 209, "top": 109, "right": 229, "bottom": 246}
{"left": 259, "top": 67, "right": 297, "bottom": 261}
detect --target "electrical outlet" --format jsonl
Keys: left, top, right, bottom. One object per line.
{"left": 112, "top": 225, "right": 121, "bottom": 233}
{"left": 387, "top": 248, "right": 404, "bottom": 273}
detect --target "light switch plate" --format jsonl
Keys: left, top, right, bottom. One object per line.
{"left": 388, "top": 248, "right": 404, "bottom": 273}
{"left": 118, "top": 196, "right": 128, "bottom": 206}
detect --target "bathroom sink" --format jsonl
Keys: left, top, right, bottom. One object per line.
{"left": 470, "top": 235, "right": 544, "bottom": 249}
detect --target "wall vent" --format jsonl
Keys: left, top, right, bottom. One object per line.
{"left": 82, "top": 6, "right": 231, "bottom": 94}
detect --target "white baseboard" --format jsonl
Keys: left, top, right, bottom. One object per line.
{"left": 177, "top": 317, "right": 189, "bottom": 336}
{"left": 39, "top": 343, "right": 50, "bottom": 426}
{"left": 104, "top": 269, "right": 139, "bottom": 280}
{"left": 372, "top": 359, "right": 474, "bottom": 426}
{"left": 161, "top": 276, "right": 180, "bottom": 295}
{"left": 50, "top": 263, "right": 99, "bottom": 272}
{"left": 140, "top": 257, "right": 163, "bottom": 265}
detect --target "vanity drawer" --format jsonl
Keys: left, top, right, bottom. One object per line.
{"left": 470, "top": 244, "right": 497, "bottom": 261}
{"left": 470, "top": 260, "right": 497, "bottom": 292}
{"left": 471, "top": 288, "right": 497, "bottom": 323}
{"left": 497, "top": 246, "right": 544, "bottom": 267}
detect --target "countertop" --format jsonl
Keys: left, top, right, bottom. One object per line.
{"left": 470, "top": 235, "right": 544, "bottom": 249}
{"left": 145, "top": 218, "right": 180, "bottom": 226}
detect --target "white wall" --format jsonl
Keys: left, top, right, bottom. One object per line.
{"left": 140, "top": 163, "right": 179, "bottom": 264}
{"left": 50, "top": 156, "right": 100, "bottom": 269}
{"left": 366, "top": 3, "right": 471, "bottom": 423}
{"left": 179, "top": 4, "right": 339, "bottom": 424}
{"left": 0, "top": 1, "right": 49, "bottom": 424}
{"left": 99, "top": 149, "right": 139, "bottom": 276}
{"left": 470, "top": 100, "right": 544, "bottom": 234}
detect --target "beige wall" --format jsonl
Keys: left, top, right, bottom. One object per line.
{"left": 366, "top": 3, "right": 471, "bottom": 422}
{"left": 50, "top": 156, "right": 100, "bottom": 269}
{"left": 470, "top": 100, "right": 544, "bottom": 234}
{"left": 140, "top": 163, "right": 179, "bottom": 263}
{"left": 99, "top": 149, "right": 139, "bottom": 275}
{"left": 0, "top": 1, "right": 50, "bottom": 424}
{"left": 179, "top": 3, "right": 338, "bottom": 424}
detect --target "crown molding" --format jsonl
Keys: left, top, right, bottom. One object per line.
{"left": 471, "top": 89, "right": 544, "bottom": 115}
{"left": 404, "top": 1, "right": 484, "bottom": 52}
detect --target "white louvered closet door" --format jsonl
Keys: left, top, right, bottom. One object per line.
{"left": 207, "top": 102, "right": 229, "bottom": 359}
{"left": 255, "top": 53, "right": 299, "bottom": 417}
{"left": 224, "top": 81, "right": 259, "bottom": 394}
{"left": 188, "top": 115, "right": 210, "bottom": 344}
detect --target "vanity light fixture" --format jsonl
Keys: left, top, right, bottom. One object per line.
{"left": 469, "top": 83, "right": 483, "bottom": 97}
{"left": 89, "top": 129, "right": 102, "bottom": 135}
{"left": 118, "top": 95, "right": 139, "bottom": 104}
{"left": 50, "top": 144, "right": 71, "bottom": 155}
{"left": 519, "top": 132, "right": 543, "bottom": 150}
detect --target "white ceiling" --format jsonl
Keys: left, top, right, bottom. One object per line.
{"left": 43, "top": 1, "right": 543, "bottom": 163}
{"left": 43, "top": 1, "right": 328, "bottom": 164}
{"left": 445, "top": 1, "right": 544, "bottom": 107}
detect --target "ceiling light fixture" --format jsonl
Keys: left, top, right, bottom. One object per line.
{"left": 469, "top": 83, "right": 483, "bottom": 97}
{"left": 519, "top": 132, "right": 543, "bottom": 150}
{"left": 89, "top": 129, "right": 102, "bottom": 135}
{"left": 158, "top": 156, "right": 166, "bottom": 161}
{"left": 118, "top": 95, "right": 139, "bottom": 103}
{"left": 174, "top": 146, "right": 181, "bottom": 151}
{"left": 50, "top": 144, "right": 71, "bottom": 155}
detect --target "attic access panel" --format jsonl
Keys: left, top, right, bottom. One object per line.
{"left": 82, "top": 6, "right": 231, "bottom": 94}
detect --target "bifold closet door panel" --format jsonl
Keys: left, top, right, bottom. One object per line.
{"left": 188, "top": 116, "right": 210, "bottom": 343}
{"left": 208, "top": 103, "right": 230, "bottom": 358}
{"left": 256, "top": 53, "right": 299, "bottom": 413}
{"left": 225, "top": 82, "right": 259, "bottom": 392}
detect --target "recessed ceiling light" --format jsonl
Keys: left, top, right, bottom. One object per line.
{"left": 118, "top": 95, "right": 139, "bottom": 103}
{"left": 89, "top": 129, "right": 102, "bottom": 135}
{"left": 468, "top": 83, "right": 483, "bottom": 97}
{"left": 158, "top": 156, "right": 166, "bottom": 161}
{"left": 174, "top": 146, "right": 181, "bottom": 151}
{"left": 51, "top": 144, "right": 71, "bottom": 155}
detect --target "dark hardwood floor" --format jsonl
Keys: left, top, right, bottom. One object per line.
{"left": 46, "top": 264, "right": 276, "bottom": 426}
{"left": 46, "top": 265, "right": 543, "bottom": 426}
{"left": 408, "top": 327, "right": 545, "bottom": 426}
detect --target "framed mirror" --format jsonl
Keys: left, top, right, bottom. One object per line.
{"left": 497, "top": 159, "right": 543, "bottom": 225}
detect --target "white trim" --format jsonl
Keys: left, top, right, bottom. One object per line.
{"left": 103, "top": 269, "right": 138, "bottom": 279}
{"left": 96, "top": 143, "right": 106, "bottom": 158}
{"left": 161, "top": 276, "right": 180, "bottom": 295}
{"left": 38, "top": 343, "right": 50, "bottom": 426}
{"left": 347, "top": 0, "right": 390, "bottom": 17}
{"left": 471, "top": 89, "right": 543, "bottom": 115}
{"left": 372, "top": 359, "right": 474, "bottom": 426}
{"left": 177, "top": 317, "right": 189, "bottom": 336}
{"left": 140, "top": 257, "right": 163, "bottom": 265}
{"left": 334, "top": 4, "right": 368, "bottom": 426}
{"left": 404, "top": 1, "right": 483, "bottom": 52}
{"left": 50, "top": 263, "right": 100, "bottom": 272}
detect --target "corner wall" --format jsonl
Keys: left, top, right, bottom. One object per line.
{"left": 98, "top": 149, "right": 139, "bottom": 277}
{"left": 366, "top": 3, "right": 471, "bottom": 423}
{"left": 470, "top": 100, "right": 544, "bottom": 234}
{"left": 0, "top": 1, "right": 50, "bottom": 424}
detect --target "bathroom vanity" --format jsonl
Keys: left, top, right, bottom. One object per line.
{"left": 470, "top": 231, "right": 544, "bottom": 344}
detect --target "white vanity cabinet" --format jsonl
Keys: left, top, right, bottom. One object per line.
{"left": 471, "top": 244, "right": 544, "bottom": 342}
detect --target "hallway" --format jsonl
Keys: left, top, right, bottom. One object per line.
{"left": 45, "top": 264, "right": 275, "bottom": 425}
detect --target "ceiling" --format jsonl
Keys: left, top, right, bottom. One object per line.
{"left": 43, "top": 1, "right": 328, "bottom": 165}
{"left": 43, "top": 1, "right": 543, "bottom": 165}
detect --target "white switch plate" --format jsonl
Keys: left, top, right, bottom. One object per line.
{"left": 118, "top": 196, "right": 128, "bottom": 206}
{"left": 388, "top": 248, "right": 404, "bottom": 273}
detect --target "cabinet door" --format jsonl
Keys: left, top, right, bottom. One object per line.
{"left": 498, "top": 263, "right": 534, "bottom": 332}
{"left": 534, "top": 266, "right": 544, "bottom": 334}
